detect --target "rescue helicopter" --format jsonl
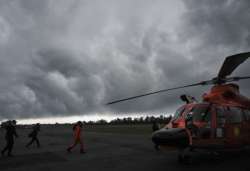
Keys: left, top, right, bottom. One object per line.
{"left": 107, "top": 52, "right": 250, "bottom": 162}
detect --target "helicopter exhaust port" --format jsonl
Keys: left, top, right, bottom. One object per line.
{"left": 152, "top": 128, "right": 190, "bottom": 149}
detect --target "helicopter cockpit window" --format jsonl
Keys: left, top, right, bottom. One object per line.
{"left": 185, "top": 105, "right": 212, "bottom": 138}
{"left": 227, "top": 107, "right": 243, "bottom": 124}
{"left": 187, "top": 106, "right": 211, "bottom": 123}
{"left": 185, "top": 105, "right": 212, "bottom": 130}
{"left": 173, "top": 106, "right": 185, "bottom": 120}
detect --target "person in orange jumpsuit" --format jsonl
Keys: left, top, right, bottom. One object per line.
{"left": 67, "top": 121, "right": 85, "bottom": 153}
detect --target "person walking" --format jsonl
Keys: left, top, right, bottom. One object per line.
{"left": 67, "top": 121, "right": 85, "bottom": 154}
{"left": 1, "top": 120, "right": 18, "bottom": 157}
{"left": 26, "top": 123, "right": 41, "bottom": 148}
{"left": 152, "top": 120, "right": 160, "bottom": 150}
{"left": 152, "top": 120, "right": 160, "bottom": 132}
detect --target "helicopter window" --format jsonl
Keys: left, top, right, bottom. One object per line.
{"left": 227, "top": 107, "right": 243, "bottom": 123}
{"left": 185, "top": 105, "right": 212, "bottom": 138}
{"left": 189, "top": 106, "right": 211, "bottom": 123}
{"left": 173, "top": 106, "right": 185, "bottom": 120}
{"left": 215, "top": 107, "right": 226, "bottom": 138}
{"left": 216, "top": 107, "right": 226, "bottom": 127}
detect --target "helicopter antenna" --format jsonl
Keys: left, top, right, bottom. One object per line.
{"left": 107, "top": 52, "right": 250, "bottom": 105}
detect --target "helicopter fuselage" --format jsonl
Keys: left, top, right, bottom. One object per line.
{"left": 152, "top": 84, "right": 250, "bottom": 152}
{"left": 107, "top": 52, "right": 250, "bottom": 162}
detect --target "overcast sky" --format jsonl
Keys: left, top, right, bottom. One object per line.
{"left": 0, "top": 0, "right": 249, "bottom": 120}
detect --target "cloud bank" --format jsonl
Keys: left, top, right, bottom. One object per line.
{"left": 0, "top": 0, "right": 249, "bottom": 119}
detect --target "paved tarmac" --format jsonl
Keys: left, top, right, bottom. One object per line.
{"left": 0, "top": 126, "right": 249, "bottom": 171}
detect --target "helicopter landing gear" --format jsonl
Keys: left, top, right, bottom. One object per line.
{"left": 178, "top": 148, "right": 193, "bottom": 164}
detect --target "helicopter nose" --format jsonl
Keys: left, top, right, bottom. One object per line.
{"left": 152, "top": 128, "right": 189, "bottom": 148}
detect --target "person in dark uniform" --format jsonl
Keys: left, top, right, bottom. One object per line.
{"left": 1, "top": 120, "right": 18, "bottom": 157}
{"left": 152, "top": 120, "right": 160, "bottom": 150}
{"left": 152, "top": 121, "right": 160, "bottom": 132}
{"left": 26, "top": 123, "right": 40, "bottom": 148}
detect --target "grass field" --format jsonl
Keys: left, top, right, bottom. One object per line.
{"left": 84, "top": 124, "right": 154, "bottom": 135}
{"left": 1, "top": 124, "right": 250, "bottom": 171}
{"left": 45, "top": 123, "right": 165, "bottom": 135}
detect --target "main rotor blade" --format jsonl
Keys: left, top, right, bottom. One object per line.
{"left": 106, "top": 82, "right": 207, "bottom": 105}
{"left": 225, "top": 76, "right": 250, "bottom": 82}
{"left": 238, "top": 76, "right": 250, "bottom": 80}
{"left": 218, "top": 52, "right": 250, "bottom": 79}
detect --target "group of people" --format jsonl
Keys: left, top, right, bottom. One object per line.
{"left": 1, "top": 119, "right": 161, "bottom": 157}
{"left": 1, "top": 120, "right": 85, "bottom": 157}
{"left": 1, "top": 120, "right": 40, "bottom": 157}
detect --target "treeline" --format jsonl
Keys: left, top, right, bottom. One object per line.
{"left": 84, "top": 115, "right": 172, "bottom": 125}
{"left": 1, "top": 115, "right": 172, "bottom": 127}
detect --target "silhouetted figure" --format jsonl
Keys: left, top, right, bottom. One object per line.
{"left": 152, "top": 121, "right": 160, "bottom": 132}
{"left": 26, "top": 123, "right": 40, "bottom": 148}
{"left": 1, "top": 120, "right": 18, "bottom": 157}
{"left": 152, "top": 121, "right": 160, "bottom": 150}
{"left": 67, "top": 121, "right": 85, "bottom": 154}
{"left": 165, "top": 115, "right": 172, "bottom": 125}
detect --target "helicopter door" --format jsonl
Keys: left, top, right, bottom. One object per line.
{"left": 242, "top": 109, "right": 250, "bottom": 143}
{"left": 185, "top": 104, "right": 214, "bottom": 147}
{"left": 215, "top": 107, "right": 226, "bottom": 139}
{"left": 224, "top": 107, "right": 244, "bottom": 146}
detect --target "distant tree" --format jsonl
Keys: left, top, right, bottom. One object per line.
{"left": 86, "top": 114, "right": 173, "bottom": 125}
{"left": 96, "top": 119, "right": 108, "bottom": 125}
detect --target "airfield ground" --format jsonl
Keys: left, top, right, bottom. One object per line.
{"left": 0, "top": 124, "right": 249, "bottom": 171}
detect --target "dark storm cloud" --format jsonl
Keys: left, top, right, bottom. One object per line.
{"left": 180, "top": 0, "right": 250, "bottom": 93}
{"left": 0, "top": 0, "right": 249, "bottom": 120}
